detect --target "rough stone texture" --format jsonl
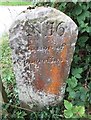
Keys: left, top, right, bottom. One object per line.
{"left": 9, "top": 7, "right": 78, "bottom": 110}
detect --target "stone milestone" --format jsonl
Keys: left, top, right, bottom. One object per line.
{"left": 9, "top": 7, "right": 78, "bottom": 109}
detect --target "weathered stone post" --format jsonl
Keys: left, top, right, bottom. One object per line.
{"left": 9, "top": 7, "right": 78, "bottom": 110}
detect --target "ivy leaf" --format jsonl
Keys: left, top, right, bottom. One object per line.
{"left": 77, "top": 11, "right": 90, "bottom": 23}
{"left": 86, "top": 26, "right": 91, "bottom": 33}
{"left": 58, "top": 3, "right": 67, "bottom": 12}
{"left": 78, "top": 36, "right": 89, "bottom": 47}
{"left": 64, "top": 100, "right": 73, "bottom": 110}
{"left": 82, "top": 4, "right": 90, "bottom": 11}
{"left": 74, "top": 5, "right": 82, "bottom": 15}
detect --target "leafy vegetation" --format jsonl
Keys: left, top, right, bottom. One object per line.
{"left": 0, "top": 1, "right": 91, "bottom": 119}
{"left": 0, "top": 0, "right": 32, "bottom": 6}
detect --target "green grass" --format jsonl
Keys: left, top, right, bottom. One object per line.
{"left": 0, "top": 33, "right": 15, "bottom": 93}
{"left": 0, "top": 33, "right": 19, "bottom": 119}
{"left": 0, "top": 1, "right": 32, "bottom": 6}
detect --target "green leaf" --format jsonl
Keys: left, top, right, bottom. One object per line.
{"left": 72, "top": 106, "right": 85, "bottom": 118}
{"left": 80, "top": 94, "right": 86, "bottom": 102}
{"left": 75, "top": 74, "right": 82, "bottom": 79}
{"left": 67, "top": 77, "right": 78, "bottom": 88}
{"left": 77, "top": 11, "right": 89, "bottom": 23}
{"left": 58, "top": 3, "right": 67, "bottom": 12}
{"left": 64, "top": 100, "right": 73, "bottom": 110}
{"left": 78, "top": 36, "right": 89, "bottom": 47}
{"left": 73, "top": 5, "right": 82, "bottom": 15}
{"left": 77, "top": 106, "right": 85, "bottom": 117}
{"left": 73, "top": 55, "right": 81, "bottom": 63}
{"left": 69, "top": 91, "right": 76, "bottom": 99}
{"left": 72, "top": 68, "right": 83, "bottom": 77}
{"left": 73, "top": 106, "right": 79, "bottom": 114}
{"left": 79, "top": 87, "right": 88, "bottom": 102}
{"left": 64, "top": 109, "right": 73, "bottom": 118}
{"left": 78, "top": 36, "right": 89, "bottom": 43}
{"left": 86, "top": 26, "right": 91, "bottom": 33}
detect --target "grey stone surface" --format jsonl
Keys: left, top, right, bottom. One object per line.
{"left": 9, "top": 6, "right": 78, "bottom": 110}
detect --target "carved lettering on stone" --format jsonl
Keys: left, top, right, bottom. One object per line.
{"left": 9, "top": 7, "right": 78, "bottom": 109}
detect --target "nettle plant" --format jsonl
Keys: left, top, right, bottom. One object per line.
{"left": 64, "top": 100, "right": 85, "bottom": 118}
{"left": 1, "top": 1, "right": 91, "bottom": 120}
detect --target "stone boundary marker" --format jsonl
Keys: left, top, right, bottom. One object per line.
{"left": 9, "top": 6, "right": 78, "bottom": 110}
